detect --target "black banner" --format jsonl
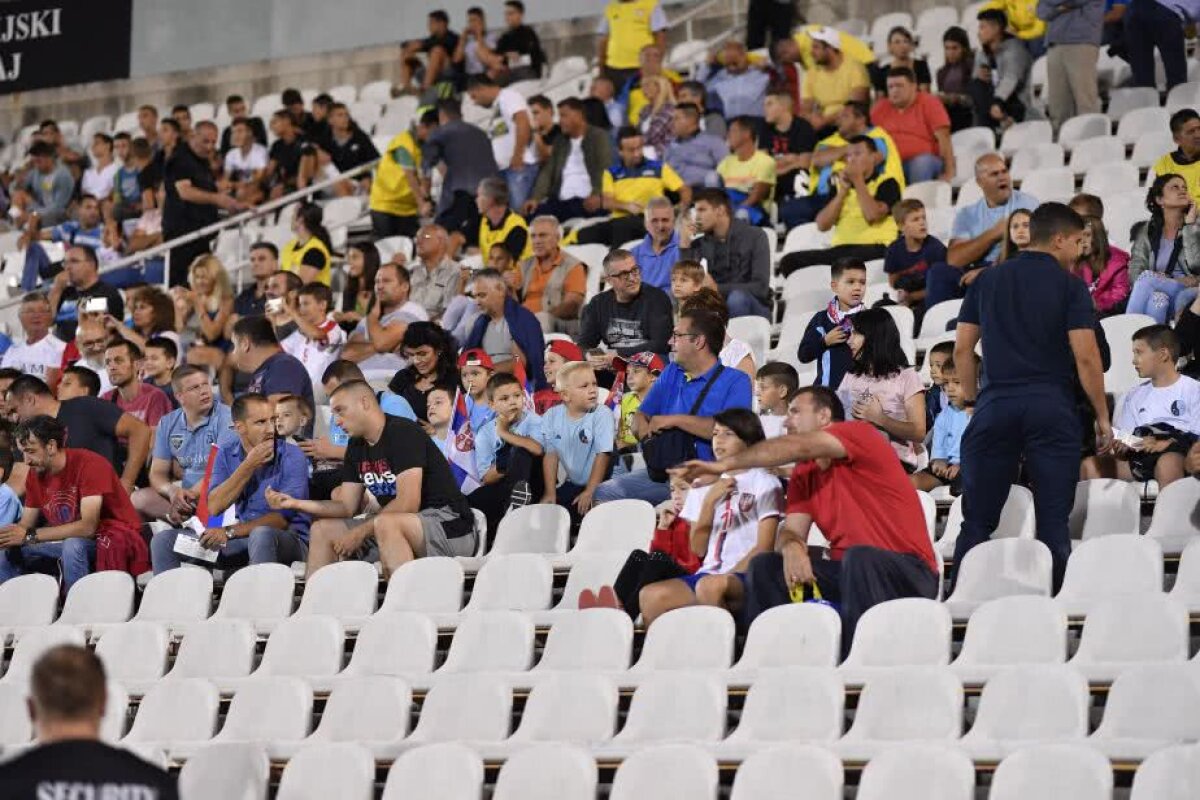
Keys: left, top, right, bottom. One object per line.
{"left": 0, "top": 1, "right": 133, "bottom": 95}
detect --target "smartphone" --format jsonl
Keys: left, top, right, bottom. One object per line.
{"left": 266, "top": 298, "right": 284, "bottom": 314}
{"left": 83, "top": 297, "right": 108, "bottom": 314}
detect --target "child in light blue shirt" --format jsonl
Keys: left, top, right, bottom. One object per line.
{"left": 540, "top": 363, "right": 615, "bottom": 522}
{"left": 0, "top": 447, "right": 18, "bottom": 527}
{"left": 468, "top": 372, "right": 544, "bottom": 537}
{"left": 912, "top": 356, "right": 972, "bottom": 495}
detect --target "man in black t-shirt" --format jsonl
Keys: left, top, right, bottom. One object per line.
{"left": 267, "top": 380, "right": 476, "bottom": 579}
{"left": 759, "top": 89, "right": 816, "bottom": 201}
{"left": 0, "top": 645, "right": 177, "bottom": 799}
{"left": 398, "top": 10, "right": 460, "bottom": 94}
{"left": 48, "top": 245, "right": 126, "bottom": 342}
{"left": 490, "top": 0, "right": 547, "bottom": 82}
{"left": 265, "top": 111, "right": 314, "bottom": 199}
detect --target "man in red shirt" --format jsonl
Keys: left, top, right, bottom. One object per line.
{"left": 101, "top": 340, "right": 173, "bottom": 428}
{"left": 0, "top": 416, "right": 148, "bottom": 591}
{"left": 870, "top": 66, "right": 955, "bottom": 185}
{"left": 673, "top": 386, "right": 938, "bottom": 655}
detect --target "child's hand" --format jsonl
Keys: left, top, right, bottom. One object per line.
{"left": 1141, "top": 437, "right": 1171, "bottom": 454}
{"left": 853, "top": 394, "right": 885, "bottom": 424}
{"left": 929, "top": 459, "right": 948, "bottom": 477}
{"left": 944, "top": 464, "right": 960, "bottom": 480}
{"left": 657, "top": 507, "right": 676, "bottom": 529}
{"left": 823, "top": 327, "right": 849, "bottom": 346}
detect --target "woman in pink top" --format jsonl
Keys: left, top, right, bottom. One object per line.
{"left": 1075, "top": 215, "right": 1130, "bottom": 317}
{"left": 836, "top": 308, "right": 927, "bottom": 470}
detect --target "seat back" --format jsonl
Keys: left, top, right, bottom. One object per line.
{"left": 383, "top": 742, "right": 483, "bottom": 800}
{"left": 135, "top": 567, "right": 213, "bottom": 625}
{"left": 730, "top": 743, "right": 843, "bottom": 800}
{"left": 493, "top": 742, "right": 597, "bottom": 800}
{"left": 310, "top": 677, "right": 411, "bottom": 744}
{"left": 632, "top": 606, "right": 735, "bottom": 671}
{"left": 1131, "top": 744, "right": 1200, "bottom": 800}
{"left": 857, "top": 744, "right": 975, "bottom": 800}
{"left": 212, "top": 563, "right": 296, "bottom": 623}
{"left": 382, "top": 557, "right": 464, "bottom": 613}
{"left": 57, "top": 571, "right": 135, "bottom": 626}
{"left": 94, "top": 621, "right": 170, "bottom": 683}
{"left": 463, "top": 554, "right": 553, "bottom": 612}
{"left": 1057, "top": 536, "right": 1163, "bottom": 605}
{"left": 257, "top": 615, "right": 344, "bottom": 678}
{"left": 610, "top": 744, "right": 718, "bottom": 800}
{"left": 178, "top": 742, "right": 270, "bottom": 800}
{"left": 3, "top": 626, "right": 87, "bottom": 686}
{"left": 1069, "top": 479, "right": 1142, "bottom": 540}
{"left": 954, "top": 595, "right": 1067, "bottom": 666}
{"left": 614, "top": 672, "right": 727, "bottom": 743}
{"left": 0, "top": 683, "right": 30, "bottom": 745}
{"left": 535, "top": 608, "right": 633, "bottom": 671}
{"left": 945, "top": 538, "right": 1053, "bottom": 605}
{"left": 843, "top": 598, "right": 951, "bottom": 668}
{"left": 844, "top": 668, "right": 963, "bottom": 741}
{"left": 0, "top": 574, "right": 60, "bottom": 629}
{"left": 440, "top": 611, "right": 535, "bottom": 673}
{"left": 572, "top": 499, "right": 655, "bottom": 555}
{"left": 965, "top": 665, "right": 1089, "bottom": 741}
{"left": 169, "top": 619, "right": 257, "bottom": 680}
{"left": 553, "top": 553, "right": 630, "bottom": 611}
{"left": 735, "top": 602, "right": 841, "bottom": 670}
{"left": 1072, "top": 594, "right": 1189, "bottom": 665}
{"left": 123, "top": 678, "right": 220, "bottom": 745}
{"left": 296, "top": 561, "right": 379, "bottom": 619}
{"left": 492, "top": 504, "right": 570, "bottom": 554}
{"left": 409, "top": 675, "right": 512, "bottom": 742}
{"left": 216, "top": 677, "right": 313, "bottom": 743}
{"left": 277, "top": 742, "right": 375, "bottom": 800}
{"left": 344, "top": 611, "right": 438, "bottom": 677}
{"left": 1094, "top": 664, "right": 1200, "bottom": 740}
{"left": 509, "top": 673, "right": 618, "bottom": 745}
{"left": 990, "top": 744, "right": 1114, "bottom": 800}
{"left": 727, "top": 668, "right": 843, "bottom": 742}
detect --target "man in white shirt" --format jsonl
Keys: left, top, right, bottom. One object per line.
{"left": 280, "top": 282, "right": 347, "bottom": 391}
{"left": 341, "top": 263, "right": 428, "bottom": 374}
{"left": 2, "top": 293, "right": 66, "bottom": 387}
{"left": 223, "top": 117, "right": 269, "bottom": 190}
{"left": 81, "top": 134, "right": 118, "bottom": 201}
{"left": 467, "top": 75, "right": 538, "bottom": 211}
{"left": 523, "top": 98, "right": 612, "bottom": 222}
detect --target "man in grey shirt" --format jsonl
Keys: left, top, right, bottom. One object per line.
{"left": 665, "top": 103, "right": 729, "bottom": 187}
{"left": 969, "top": 9, "right": 1033, "bottom": 130}
{"left": 422, "top": 98, "right": 500, "bottom": 247}
{"left": 407, "top": 223, "right": 461, "bottom": 321}
{"left": 680, "top": 188, "right": 772, "bottom": 319}
{"left": 1037, "top": 0, "right": 1104, "bottom": 130}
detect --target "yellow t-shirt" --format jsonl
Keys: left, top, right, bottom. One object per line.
{"left": 618, "top": 391, "right": 642, "bottom": 447}
{"left": 601, "top": 159, "right": 684, "bottom": 217}
{"left": 603, "top": 0, "right": 662, "bottom": 70}
{"left": 280, "top": 235, "right": 333, "bottom": 286}
{"left": 832, "top": 168, "right": 902, "bottom": 248}
{"left": 717, "top": 150, "right": 777, "bottom": 202}
{"left": 369, "top": 131, "right": 420, "bottom": 218}
{"left": 801, "top": 57, "right": 870, "bottom": 117}
{"left": 1152, "top": 151, "right": 1200, "bottom": 207}
{"left": 810, "top": 127, "right": 906, "bottom": 196}
{"left": 480, "top": 208, "right": 533, "bottom": 261}
{"left": 793, "top": 26, "right": 875, "bottom": 69}
{"left": 983, "top": 0, "right": 1046, "bottom": 40}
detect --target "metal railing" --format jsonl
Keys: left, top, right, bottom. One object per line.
{"left": 671, "top": 0, "right": 742, "bottom": 45}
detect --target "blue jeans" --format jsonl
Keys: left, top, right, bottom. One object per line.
{"left": 903, "top": 154, "right": 944, "bottom": 184}
{"left": 501, "top": 164, "right": 539, "bottom": 212}
{"left": 150, "top": 525, "right": 308, "bottom": 573}
{"left": 726, "top": 289, "right": 771, "bottom": 319}
{"left": 594, "top": 468, "right": 671, "bottom": 506}
{"left": 0, "top": 538, "right": 96, "bottom": 592}
{"left": 1126, "top": 272, "right": 1199, "bottom": 324}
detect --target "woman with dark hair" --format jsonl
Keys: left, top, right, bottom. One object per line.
{"left": 999, "top": 208, "right": 1032, "bottom": 263}
{"left": 1075, "top": 215, "right": 1130, "bottom": 317}
{"left": 936, "top": 26, "right": 975, "bottom": 131}
{"left": 389, "top": 321, "right": 460, "bottom": 421}
{"left": 1126, "top": 173, "right": 1200, "bottom": 324}
{"left": 112, "top": 287, "right": 180, "bottom": 349}
{"left": 335, "top": 241, "right": 381, "bottom": 329}
{"left": 281, "top": 202, "right": 334, "bottom": 286}
{"left": 837, "top": 308, "right": 927, "bottom": 470}
{"left": 869, "top": 27, "right": 932, "bottom": 95}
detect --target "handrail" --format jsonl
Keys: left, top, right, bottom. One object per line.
{"left": 671, "top": 0, "right": 742, "bottom": 44}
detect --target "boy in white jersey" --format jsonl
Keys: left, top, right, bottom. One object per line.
{"left": 280, "top": 282, "right": 346, "bottom": 390}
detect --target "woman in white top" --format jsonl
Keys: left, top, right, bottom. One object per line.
{"left": 639, "top": 408, "right": 784, "bottom": 626}
{"left": 682, "top": 288, "right": 757, "bottom": 380}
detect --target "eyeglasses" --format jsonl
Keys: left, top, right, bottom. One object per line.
{"left": 608, "top": 265, "right": 641, "bottom": 282}
{"left": 669, "top": 330, "right": 701, "bottom": 341}
{"left": 178, "top": 382, "right": 210, "bottom": 395}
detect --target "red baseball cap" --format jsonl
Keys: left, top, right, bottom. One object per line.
{"left": 457, "top": 348, "right": 495, "bottom": 370}
{"left": 623, "top": 352, "right": 666, "bottom": 374}
{"left": 545, "top": 339, "right": 584, "bottom": 362}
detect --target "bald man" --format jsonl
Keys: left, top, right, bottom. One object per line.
{"left": 266, "top": 380, "right": 477, "bottom": 578}
{"left": 408, "top": 223, "right": 461, "bottom": 320}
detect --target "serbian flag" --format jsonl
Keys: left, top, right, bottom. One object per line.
{"left": 444, "top": 389, "right": 481, "bottom": 494}
{"left": 511, "top": 357, "right": 536, "bottom": 411}
{"left": 194, "top": 443, "right": 236, "bottom": 527}
{"left": 606, "top": 359, "right": 626, "bottom": 430}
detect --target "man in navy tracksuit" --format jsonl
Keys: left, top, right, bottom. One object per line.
{"left": 951, "top": 203, "right": 1111, "bottom": 590}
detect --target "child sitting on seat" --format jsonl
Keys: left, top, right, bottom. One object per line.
{"left": 534, "top": 340, "right": 582, "bottom": 415}
{"left": 669, "top": 259, "right": 706, "bottom": 314}
{"left": 470, "top": 372, "right": 544, "bottom": 536}
{"left": 911, "top": 356, "right": 972, "bottom": 495}
{"left": 540, "top": 362, "right": 614, "bottom": 524}
{"left": 884, "top": 198, "right": 947, "bottom": 311}
{"left": 798, "top": 257, "right": 866, "bottom": 390}
{"left": 924, "top": 340, "right": 955, "bottom": 430}
{"left": 615, "top": 352, "right": 664, "bottom": 471}
{"left": 272, "top": 394, "right": 312, "bottom": 443}
{"left": 458, "top": 348, "right": 496, "bottom": 433}
{"left": 755, "top": 362, "right": 799, "bottom": 438}
{"left": 426, "top": 386, "right": 454, "bottom": 458}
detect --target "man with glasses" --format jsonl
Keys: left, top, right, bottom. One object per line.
{"left": 628, "top": 196, "right": 682, "bottom": 293}
{"left": 518, "top": 216, "right": 587, "bottom": 335}
{"left": 132, "top": 365, "right": 239, "bottom": 524}
{"left": 64, "top": 320, "right": 115, "bottom": 396}
{"left": 593, "top": 306, "right": 753, "bottom": 504}
{"left": 48, "top": 245, "right": 125, "bottom": 342}
{"left": 578, "top": 249, "right": 673, "bottom": 374}
{"left": 408, "top": 224, "right": 461, "bottom": 322}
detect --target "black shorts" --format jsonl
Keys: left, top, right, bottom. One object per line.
{"left": 435, "top": 191, "right": 480, "bottom": 244}
{"left": 1129, "top": 436, "right": 1195, "bottom": 481}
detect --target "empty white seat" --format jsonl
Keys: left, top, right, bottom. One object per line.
{"left": 952, "top": 126, "right": 995, "bottom": 156}
{"left": 628, "top": 606, "right": 735, "bottom": 678}
{"left": 1000, "top": 120, "right": 1053, "bottom": 156}
{"left": 382, "top": 742, "right": 483, "bottom": 800}
{"left": 1107, "top": 87, "right": 1161, "bottom": 122}
{"left": 990, "top": 744, "right": 1114, "bottom": 800}
{"left": 552, "top": 499, "right": 654, "bottom": 568}
{"left": 1069, "top": 479, "right": 1142, "bottom": 541}
{"left": 782, "top": 222, "right": 832, "bottom": 254}
{"left": 524, "top": 608, "right": 633, "bottom": 681}
{"left": 1145, "top": 478, "right": 1200, "bottom": 555}
{"left": 720, "top": 668, "right": 843, "bottom": 757}
{"left": 1, "top": 625, "right": 86, "bottom": 686}
{"left": 0, "top": 682, "right": 30, "bottom": 746}
{"left": 599, "top": 672, "right": 726, "bottom": 756}
{"left": 1167, "top": 80, "right": 1200, "bottom": 106}
{"left": 0, "top": 574, "right": 59, "bottom": 642}
{"left": 188, "top": 677, "right": 312, "bottom": 758}
{"left": 837, "top": 668, "right": 963, "bottom": 761}
{"left": 903, "top": 180, "right": 953, "bottom": 209}
{"left": 1131, "top": 129, "right": 1176, "bottom": 170}
{"left": 1069, "top": 594, "right": 1189, "bottom": 681}
{"left": 916, "top": 299, "right": 964, "bottom": 350}
{"left": 1082, "top": 161, "right": 1141, "bottom": 195}
{"left": 727, "top": 602, "right": 841, "bottom": 682}
{"left": 94, "top": 621, "right": 169, "bottom": 684}
{"left": 231, "top": 615, "right": 343, "bottom": 691}
{"left": 331, "top": 611, "right": 436, "bottom": 688}
{"left": 277, "top": 742, "right": 375, "bottom": 800}
{"left": 295, "top": 676, "right": 410, "bottom": 759}
{"left": 610, "top": 744, "right": 718, "bottom": 800}
{"left": 498, "top": 672, "right": 617, "bottom": 754}
{"left": 938, "top": 484, "right": 1035, "bottom": 558}
{"left": 403, "top": 675, "right": 512, "bottom": 749}
{"left": 1055, "top": 535, "right": 1164, "bottom": 617}
{"left": 129, "top": 567, "right": 213, "bottom": 631}
{"left": 55, "top": 571, "right": 134, "bottom": 632}
{"left": 959, "top": 665, "right": 1089, "bottom": 760}
{"left": 856, "top": 743, "right": 975, "bottom": 799}
{"left": 1059, "top": 113, "right": 1111, "bottom": 150}
{"left": 155, "top": 619, "right": 256, "bottom": 694}
{"left": 730, "top": 743, "right": 843, "bottom": 800}
{"left": 122, "top": 678, "right": 220, "bottom": 752}
{"left": 1010, "top": 142, "right": 1064, "bottom": 182}
{"left": 177, "top": 742, "right": 269, "bottom": 800}
{"left": 209, "top": 562, "right": 295, "bottom": 633}
{"left": 450, "top": 556, "right": 551, "bottom": 621}
{"left": 1169, "top": 538, "right": 1200, "bottom": 612}
{"left": 458, "top": 505, "right": 568, "bottom": 569}
{"left": 436, "top": 610, "right": 535, "bottom": 680}
{"left": 531, "top": 553, "right": 630, "bottom": 624}
{"left": 379, "top": 557, "right": 463, "bottom": 616}
{"left": 100, "top": 682, "right": 129, "bottom": 742}
{"left": 1091, "top": 664, "right": 1200, "bottom": 760}
{"left": 359, "top": 80, "right": 393, "bottom": 105}
{"left": 840, "top": 598, "right": 951, "bottom": 682}
{"left": 293, "top": 561, "right": 378, "bottom": 630}
{"left": 493, "top": 742, "right": 596, "bottom": 800}
{"left": 943, "top": 538, "right": 1052, "bottom": 620}
{"left": 1019, "top": 166, "right": 1075, "bottom": 203}
{"left": 1131, "top": 743, "right": 1200, "bottom": 800}
{"left": 728, "top": 316, "right": 770, "bottom": 368}
{"left": 951, "top": 595, "right": 1067, "bottom": 684}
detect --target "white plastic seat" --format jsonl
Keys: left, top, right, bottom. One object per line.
{"left": 382, "top": 742, "right": 483, "bottom": 800}
{"left": 610, "top": 743, "right": 718, "bottom": 800}
{"left": 782, "top": 221, "right": 832, "bottom": 253}
{"left": 332, "top": 611, "right": 437, "bottom": 688}
{"left": 959, "top": 665, "right": 1089, "bottom": 760}
{"left": 94, "top": 621, "right": 170, "bottom": 684}
{"left": 1102, "top": 312, "right": 1158, "bottom": 392}
{"left": 291, "top": 673, "right": 408, "bottom": 758}
{"left": 80, "top": 114, "right": 113, "bottom": 140}
{"left": 551, "top": 499, "right": 655, "bottom": 568}
{"left": 55, "top": 571, "right": 134, "bottom": 632}
{"left": 1131, "top": 129, "right": 1175, "bottom": 168}
{"left": 600, "top": 672, "right": 726, "bottom": 756}
{"left": 869, "top": 11, "right": 914, "bottom": 50}
{"left": 524, "top": 608, "right": 633, "bottom": 681}
{"left": 728, "top": 316, "right": 770, "bottom": 368}
{"left": 1131, "top": 743, "right": 1200, "bottom": 800}
{"left": 445, "top": 554, "right": 551, "bottom": 623}
{"left": 1009, "top": 142, "right": 1064, "bottom": 182}
{"left": 404, "top": 674, "right": 512, "bottom": 748}
{"left": 1068, "top": 594, "right": 1189, "bottom": 682}
{"left": 156, "top": 619, "right": 256, "bottom": 693}
{"left": 1, "top": 625, "right": 86, "bottom": 686}
{"left": 99, "top": 682, "right": 129, "bottom": 742}
{"left": 840, "top": 598, "right": 951, "bottom": 683}
{"left": 720, "top": 668, "right": 843, "bottom": 757}
{"left": 915, "top": 299, "right": 963, "bottom": 351}
{"left": 1058, "top": 113, "right": 1111, "bottom": 150}
{"left": 129, "top": 567, "right": 213, "bottom": 631}
{"left": 951, "top": 126, "right": 996, "bottom": 159}
{"left": 938, "top": 484, "right": 1035, "bottom": 559}
{"left": 1082, "top": 161, "right": 1141, "bottom": 195}
{"left": 498, "top": 672, "right": 617, "bottom": 754}
{"left": 493, "top": 742, "right": 597, "bottom": 800}
{"left": 1069, "top": 479, "right": 1142, "bottom": 541}
{"left": 1107, "top": 87, "right": 1161, "bottom": 122}
{"left": 882, "top": 303, "right": 916, "bottom": 342}
{"left": 1055, "top": 535, "right": 1164, "bottom": 617}
{"left": 990, "top": 744, "right": 1113, "bottom": 800}
{"left": 474, "top": 504, "right": 569, "bottom": 562}
{"left": 379, "top": 557, "right": 463, "bottom": 616}
{"left": 1145, "top": 478, "right": 1200, "bottom": 555}
{"left": 1019, "top": 166, "right": 1075, "bottom": 203}
{"left": 903, "top": 180, "right": 952, "bottom": 209}
{"left": 195, "top": 677, "right": 312, "bottom": 756}
{"left": 0, "top": 574, "right": 59, "bottom": 642}
{"left": 954, "top": 177, "right": 985, "bottom": 207}
{"left": 837, "top": 668, "right": 963, "bottom": 760}
{"left": 947, "top": 532, "right": 1050, "bottom": 612}
{"left": 276, "top": 742, "right": 375, "bottom": 800}
{"left": 326, "top": 84, "right": 357, "bottom": 103}
{"left": 435, "top": 610, "right": 535, "bottom": 681}
{"left": 627, "top": 606, "right": 735, "bottom": 678}
{"left": 1167, "top": 80, "right": 1200, "bottom": 107}
{"left": 1000, "top": 120, "right": 1053, "bottom": 156}
{"left": 209, "top": 562, "right": 295, "bottom": 633}
{"left": 359, "top": 80, "right": 393, "bottom": 105}
{"left": 727, "top": 602, "right": 841, "bottom": 683}
{"left": 293, "top": 561, "right": 378, "bottom": 631}
{"left": 856, "top": 743, "right": 975, "bottom": 799}
{"left": 531, "top": 554, "right": 630, "bottom": 624}
{"left": 1169, "top": 538, "right": 1200, "bottom": 612}
{"left": 1090, "top": 664, "right": 1200, "bottom": 760}
{"left": 178, "top": 742, "right": 269, "bottom": 800}
{"left": 122, "top": 678, "right": 220, "bottom": 752}
{"left": 951, "top": 595, "right": 1067, "bottom": 684}
{"left": 0, "top": 682, "right": 30, "bottom": 746}
{"left": 233, "top": 615, "right": 343, "bottom": 690}
{"left": 730, "top": 743, "right": 843, "bottom": 800}
{"left": 1067, "top": 134, "right": 1125, "bottom": 173}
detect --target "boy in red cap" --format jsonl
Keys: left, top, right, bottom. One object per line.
{"left": 616, "top": 351, "right": 665, "bottom": 472}
{"left": 535, "top": 340, "right": 584, "bottom": 414}
{"left": 457, "top": 348, "right": 496, "bottom": 433}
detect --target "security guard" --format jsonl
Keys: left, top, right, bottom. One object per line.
{"left": 952, "top": 203, "right": 1111, "bottom": 590}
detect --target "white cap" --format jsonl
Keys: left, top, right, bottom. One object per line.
{"left": 809, "top": 26, "right": 842, "bottom": 51}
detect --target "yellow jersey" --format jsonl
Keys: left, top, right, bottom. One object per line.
{"left": 369, "top": 131, "right": 420, "bottom": 218}
{"left": 982, "top": 0, "right": 1045, "bottom": 40}
{"left": 832, "top": 167, "right": 902, "bottom": 247}
{"left": 794, "top": 25, "right": 875, "bottom": 69}
{"left": 810, "top": 126, "right": 906, "bottom": 196}
{"left": 603, "top": 0, "right": 663, "bottom": 70}
{"left": 1152, "top": 150, "right": 1200, "bottom": 207}
{"left": 281, "top": 235, "right": 333, "bottom": 286}
{"left": 601, "top": 158, "right": 685, "bottom": 216}
{"left": 480, "top": 208, "right": 533, "bottom": 261}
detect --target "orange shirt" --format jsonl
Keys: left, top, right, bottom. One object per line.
{"left": 522, "top": 253, "right": 587, "bottom": 314}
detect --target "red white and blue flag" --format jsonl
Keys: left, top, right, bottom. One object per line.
{"left": 195, "top": 443, "right": 237, "bottom": 527}
{"left": 444, "top": 389, "right": 481, "bottom": 494}
{"left": 511, "top": 358, "right": 536, "bottom": 411}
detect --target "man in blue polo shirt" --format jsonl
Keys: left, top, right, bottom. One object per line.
{"left": 629, "top": 196, "right": 681, "bottom": 293}
{"left": 149, "top": 392, "right": 311, "bottom": 573}
{"left": 924, "top": 152, "right": 1038, "bottom": 308}
{"left": 230, "top": 315, "right": 314, "bottom": 435}
{"left": 594, "top": 307, "right": 753, "bottom": 505}
{"left": 951, "top": 203, "right": 1110, "bottom": 592}
{"left": 132, "top": 365, "right": 239, "bottom": 524}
